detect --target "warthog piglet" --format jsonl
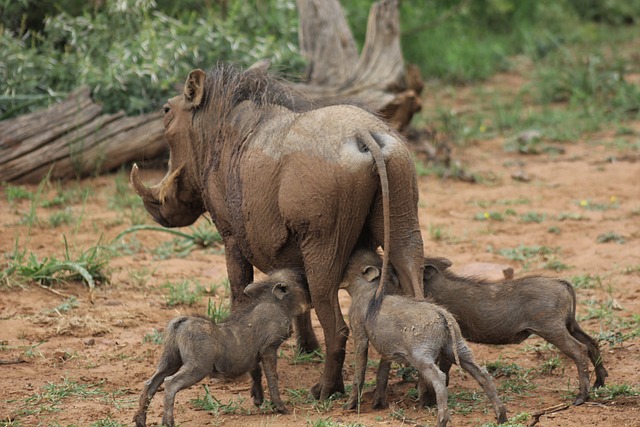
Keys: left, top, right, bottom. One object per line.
{"left": 422, "top": 257, "right": 608, "bottom": 405}
{"left": 133, "top": 269, "right": 310, "bottom": 427}
{"left": 341, "top": 250, "right": 507, "bottom": 427}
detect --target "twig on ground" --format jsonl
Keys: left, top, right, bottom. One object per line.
{"left": 528, "top": 403, "right": 571, "bottom": 426}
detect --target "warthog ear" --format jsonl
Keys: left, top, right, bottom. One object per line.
{"left": 183, "top": 69, "right": 206, "bottom": 109}
{"left": 272, "top": 283, "right": 289, "bottom": 300}
{"left": 362, "top": 265, "right": 380, "bottom": 283}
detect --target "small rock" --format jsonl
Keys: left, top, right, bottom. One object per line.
{"left": 84, "top": 338, "right": 96, "bottom": 346}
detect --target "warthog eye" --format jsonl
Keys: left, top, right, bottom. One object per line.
{"left": 163, "top": 104, "right": 171, "bottom": 114}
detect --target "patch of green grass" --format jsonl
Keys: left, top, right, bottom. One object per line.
{"left": 485, "top": 359, "right": 536, "bottom": 396}
{"left": 127, "top": 266, "right": 156, "bottom": 287}
{"left": 534, "top": 50, "right": 640, "bottom": 122}
{"left": 289, "top": 349, "right": 324, "bottom": 365}
{"left": 286, "top": 388, "right": 315, "bottom": 405}
{"left": 548, "top": 226, "right": 561, "bottom": 234}
{"left": 48, "top": 208, "right": 74, "bottom": 228}
{"left": 499, "top": 375, "right": 536, "bottom": 395}
{"left": 90, "top": 419, "right": 127, "bottom": 427}
{"left": 306, "top": 418, "right": 365, "bottom": 427}
{"left": 4, "top": 184, "right": 33, "bottom": 203}
{"left": 190, "top": 384, "right": 248, "bottom": 415}
{"left": 485, "top": 359, "right": 524, "bottom": 378}
{"left": 520, "top": 211, "right": 546, "bottom": 223}
{"left": 22, "top": 377, "right": 106, "bottom": 416}
{"left": 206, "top": 297, "right": 230, "bottom": 322}
{"left": 488, "top": 244, "right": 558, "bottom": 269}
{"left": 428, "top": 224, "right": 450, "bottom": 242}
{"left": 474, "top": 211, "right": 506, "bottom": 221}
{"left": 1, "top": 237, "right": 111, "bottom": 291}
{"left": 543, "top": 258, "right": 571, "bottom": 272}
{"left": 590, "top": 384, "right": 640, "bottom": 400}
{"left": 143, "top": 328, "right": 163, "bottom": 345}
{"left": 577, "top": 198, "right": 619, "bottom": 211}
{"left": 596, "top": 232, "right": 626, "bottom": 244}
{"left": 480, "top": 412, "right": 531, "bottom": 427}
{"left": 570, "top": 273, "right": 602, "bottom": 290}
{"left": 41, "top": 184, "right": 92, "bottom": 208}
{"left": 48, "top": 297, "right": 79, "bottom": 315}
{"left": 540, "top": 356, "right": 563, "bottom": 375}
{"left": 596, "top": 315, "right": 640, "bottom": 347}
{"left": 470, "top": 197, "right": 531, "bottom": 208}
{"left": 163, "top": 279, "right": 203, "bottom": 306}
{"left": 503, "top": 132, "right": 557, "bottom": 155}
{"left": 116, "top": 221, "right": 223, "bottom": 260}
{"left": 448, "top": 389, "right": 485, "bottom": 415}
{"left": 579, "top": 297, "right": 617, "bottom": 325}
{"left": 389, "top": 407, "right": 407, "bottom": 422}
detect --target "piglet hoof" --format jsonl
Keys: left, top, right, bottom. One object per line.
{"left": 371, "top": 396, "right": 388, "bottom": 410}
{"left": 593, "top": 378, "right": 605, "bottom": 389}
{"left": 133, "top": 413, "right": 146, "bottom": 427}
{"left": 573, "top": 396, "right": 586, "bottom": 406}
{"left": 497, "top": 411, "right": 508, "bottom": 424}
{"left": 251, "top": 389, "right": 264, "bottom": 407}
{"left": 274, "top": 403, "right": 289, "bottom": 414}
{"left": 310, "top": 382, "right": 321, "bottom": 400}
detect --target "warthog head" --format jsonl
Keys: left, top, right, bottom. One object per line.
{"left": 131, "top": 60, "right": 278, "bottom": 228}
{"left": 130, "top": 69, "right": 208, "bottom": 227}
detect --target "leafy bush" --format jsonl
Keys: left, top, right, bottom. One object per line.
{"left": 0, "top": 0, "right": 304, "bottom": 119}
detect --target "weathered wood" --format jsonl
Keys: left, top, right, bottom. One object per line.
{"left": 296, "top": 0, "right": 359, "bottom": 85}
{"left": 13, "top": 113, "right": 165, "bottom": 183}
{"left": 0, "top": 87, "right": 95, "bottom": 151}
{"left": 0, "top": 88, "right": 165, "bottom": 183}
{"left": 294, "top": 0, "right": 423, "bottom": 131}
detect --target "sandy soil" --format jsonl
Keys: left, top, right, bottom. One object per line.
{"left": 1, "top": 77, "right": 639, "bottom": 427}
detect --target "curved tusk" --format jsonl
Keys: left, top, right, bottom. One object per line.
{"left": 130, "top": 163, "right": 159, "bottom": 203}
{"left": 157, "top": 164, "right": 184, "bottom": 204}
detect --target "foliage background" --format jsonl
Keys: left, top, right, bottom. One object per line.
{"left": 1, "top": 0, "right": 639, "bottom": 120}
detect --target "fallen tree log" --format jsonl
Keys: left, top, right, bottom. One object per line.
{"left": 0, "top": 88, "right": 165, "bottom": 183}
{"left": 0, "top": 0, "right": 422, "bottom": 183}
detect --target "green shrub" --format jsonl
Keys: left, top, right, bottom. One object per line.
{"left": 0, "top": 0, "right": 304, "bottom": 119}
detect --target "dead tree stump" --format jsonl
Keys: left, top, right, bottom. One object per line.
{"left": 295, "top": 0, "right": 423, "bottom": 130}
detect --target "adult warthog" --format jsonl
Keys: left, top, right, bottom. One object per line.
{"left": 131, "top": 61, "right": 425, "bottom": 399}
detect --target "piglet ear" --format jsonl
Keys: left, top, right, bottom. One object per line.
{"left": 424, "top": 257, "right": 452, "bottom": 279}
{"left": 362, "top": 265, "right": 380, "bottom": 283}
{"left": 272, "top": 283, "right": 289, "bottom": 300}
{"left": 183, "top": 69, "right": 206, "bottom": 109}
{"left": 423, "top": 265, "right": 440, "bottom": 282}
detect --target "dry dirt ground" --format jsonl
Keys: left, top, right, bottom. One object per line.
{"left": 1, "top": 74, "right": 639, "bottom": 427}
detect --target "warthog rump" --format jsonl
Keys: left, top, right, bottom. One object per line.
{"left": 422, "top": 256, "right": 608, "bottom": 406}
{"left": 131, "top": 60, "right": 425, "bottom": 399}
